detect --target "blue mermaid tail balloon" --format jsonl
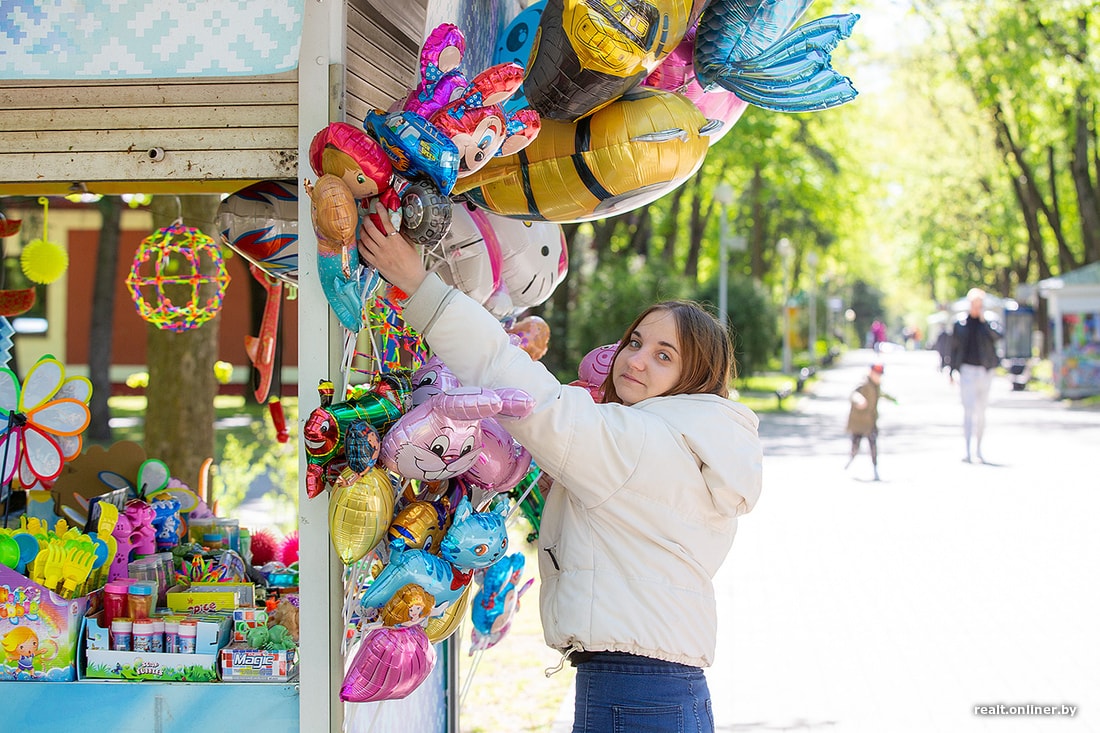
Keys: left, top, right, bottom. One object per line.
{"left": 306, "top": 173, "right": 383, "bottom": 332}
{"left": 694, "top": 0, "right": 859, "bottom": 113}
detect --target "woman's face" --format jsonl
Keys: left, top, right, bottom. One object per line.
{"left": 612, "top": 310, "right": 683, "bottom": 406}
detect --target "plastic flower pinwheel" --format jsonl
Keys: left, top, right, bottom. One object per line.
{"left": 0, "top": 355, "right": 92, "bottom": 489}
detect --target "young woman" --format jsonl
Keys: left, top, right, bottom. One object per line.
{"left": 359, "top": 214, "right": 763, "bottom": 733}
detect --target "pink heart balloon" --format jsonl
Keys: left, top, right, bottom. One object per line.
{"left": 340, "top": 625, "right": 436, "bottom": 703}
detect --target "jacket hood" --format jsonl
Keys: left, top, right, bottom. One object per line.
{"left": 638, "top": 393, "right": 763, "bottom": 518}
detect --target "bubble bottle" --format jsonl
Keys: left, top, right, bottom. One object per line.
{"left": 111, "top": 618, "right": 133, "bottom": 651}
{"left": 132, "top": 619, "right": 155, "bottom": 652}
{"left": 178, "top": 619, "right": 199, "bottom": 654}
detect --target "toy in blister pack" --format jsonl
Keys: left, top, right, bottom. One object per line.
{"left": 0, "top": 565, "right": 90, "bottom": 681}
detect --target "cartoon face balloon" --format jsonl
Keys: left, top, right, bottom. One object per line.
{"left": 410, "top": 356, "right": 465, "bottom": 408}
{"left": 521, "top": 0, "right": 704, "bottom": 121}
{"left": 433, "top": 205, "right": 503, "bottom": 307}
{"left": 487, "top": 214, "right": 568, "bottom": 316}
{"left": 380, "top": 388, "right": 503, "bottom": 482}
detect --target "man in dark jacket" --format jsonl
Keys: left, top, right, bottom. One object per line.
{"left": 949, "top": 288, "right": 1001, "bottom": 463}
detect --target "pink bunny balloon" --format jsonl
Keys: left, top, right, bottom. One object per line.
{"left": 409, "top": 355, "right": 464, "bottom": 407}
{"left": 381, "top": 386, "right": 533, "bottom": 482}
{"left": 406, "top": 357, "right": 534, "bottom": 492}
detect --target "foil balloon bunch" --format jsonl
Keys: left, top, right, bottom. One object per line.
{"left": 432, "top": 205, "right": 569, "bottom": 322}
{"left": 303, "top": 356, "right": 542, "bottom": 704}
{"left": 454, "top": 0, "right": 860, "bottom": 223}
{"left": 396, "top": 23, "right": 542, "bottom": 180}
{"left": 342, "top": 495, "right": 509, "bottom": 703}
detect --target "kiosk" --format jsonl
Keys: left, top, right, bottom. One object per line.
{"left": 0, "top": 1, "right": 456, "bottom": 730}
{"left": 1037, "top": 262, "right": 1100, "bottom": 399}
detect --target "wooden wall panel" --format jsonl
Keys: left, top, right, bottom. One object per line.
{"left": 0, "top": 72, "right": 299, "bottom": 195}
{"left": 345, "top": 0, "right": 427, "bottom": 126}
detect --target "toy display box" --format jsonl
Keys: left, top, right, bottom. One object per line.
{"left": 167, "top": 582, "right": 255, "bottom": 614}
{"left": 219, "top": 642, "right": 299, "bottom": 682}
{"left": 232, "top": 608, "right": 268, "bottom": 642}
{"left": 82, "top": 611, "right": 232, "bottom": 682}
{"left": 0, "top": 565, "right": 93, "bottom": 682}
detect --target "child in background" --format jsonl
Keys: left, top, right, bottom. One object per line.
{"left": 844, "top": 364, "right": 897, "bottom": 481}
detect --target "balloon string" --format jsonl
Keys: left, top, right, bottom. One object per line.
{"left": 36, "top": 196, "right": 49, "bottom": 242}
{"left": 460, "top": 647, "right": 485, "bottom": 707}
{"left": 506, "top": 480, "right": 535, "bottom": 525}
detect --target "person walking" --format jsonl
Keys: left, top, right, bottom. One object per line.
{"left": 844, "top": 363, "right": 896, "bottom": 481}
{"left": 359, "top": 213, "right": 763, "bottom": 733}
{"left": 949, "top": 288, "right": 1001, "bottom": 463}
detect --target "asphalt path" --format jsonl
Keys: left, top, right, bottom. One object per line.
{"left": 706, "top": 347, "right": 1100, "bottom": 732}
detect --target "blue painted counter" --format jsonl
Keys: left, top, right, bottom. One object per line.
{"left": 7, "top": 680, "right": 299, "bottom": 732}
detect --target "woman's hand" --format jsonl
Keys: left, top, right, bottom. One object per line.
{"left": 357, "top": 201, "right": 428, "bottom": 296}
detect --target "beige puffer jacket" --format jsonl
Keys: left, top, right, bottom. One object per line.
{"left": 403, "top": 274, "right": 763, "bottom": 667}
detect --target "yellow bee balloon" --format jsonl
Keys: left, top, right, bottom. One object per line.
{"left": 455, "top": 87, "right": 717, "bottom": 223}
{"left": 328, "top": 467, "right": 396, "bottom": 564}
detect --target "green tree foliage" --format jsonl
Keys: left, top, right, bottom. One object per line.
{"left": 894, "top": 0, "right": 1100, "bottom": 296}
{"left": 696, "top": 272, "right": 778, "bottom": 377}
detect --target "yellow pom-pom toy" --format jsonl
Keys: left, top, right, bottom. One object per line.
{"left": 21, "top": 238, "right": 70, "bottom": 285}
{"left": 21, "top": 198, "right": 70, "bottom": 285}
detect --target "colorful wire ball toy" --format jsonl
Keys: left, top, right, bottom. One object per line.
{"left": 125, "top": 223, "right": 231, "bottom": 332}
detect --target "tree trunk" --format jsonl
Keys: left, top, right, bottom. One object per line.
{"left": 143, "top": 195, "right": 223, "bottom": 491}
{"left": 660, "top": 185, "right": 687, "bottom": 265}
{"left": 748, "top": 165, "right": 767, "bottom": 279}
{"left": 1071, "top": 96, "right": 1100, "bottom": 263}
{"left": 88, "top": 197, "right": 124, "bottom": 442}
{"left": 626, "top": 207, "right": 651, "bottom": 258}
{"left": 684, "top": 170, "right": 708, "bottom": 281}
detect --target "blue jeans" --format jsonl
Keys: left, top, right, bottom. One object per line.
{"left": 571, "top": 652, "right": 714, "bottom": 733}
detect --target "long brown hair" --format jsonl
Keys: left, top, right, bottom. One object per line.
{"left": 600, "top": 301, "right": 735, "bottom": 404}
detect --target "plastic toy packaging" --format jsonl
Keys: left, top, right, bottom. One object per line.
{"left": 151, "top": 618, "right": 165, "bottom": 653}
{"left": 164, "top": 618, "right": 180, "bottom": 653}
{"left": 103, "top": 581, "right": 129, "bottom": 630}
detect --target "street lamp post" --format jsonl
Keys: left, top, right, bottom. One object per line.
{"left": 714, "top": 183, "right": 734, "bottom": 329}
{"left": 806, "top": 251, "right": 819, "bottom": 364}
{"left": 777, "top": 237, "right": 793, "bottom": 374}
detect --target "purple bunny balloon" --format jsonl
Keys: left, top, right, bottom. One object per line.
{"left": 405, "top": 356, "right": 535, "bottom": 492}
{"left": 381, "top": 385, "right": 533, "bottom": 483}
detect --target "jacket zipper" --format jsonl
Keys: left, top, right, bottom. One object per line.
{"left": 544, "top": 546, "right": 560, "bottom": 570}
